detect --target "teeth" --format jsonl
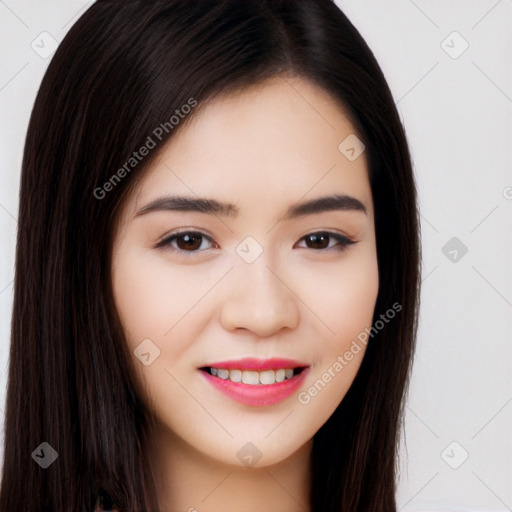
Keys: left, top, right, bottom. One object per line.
{"left": 275, "top": 369, "right": 285, "bottom": 382}
{"left": 208, "top": 367, "right": 299, "bottom": 385}
{"left": 259, "top": 370, "right": 275, "bottom": 385}
{"left": 217, "top": 369, "right": 229, "bottom": 380}
{"left": 229, "top": 369, "right": 242, "bottom": 383}
{"left": 242, "top": 371, "right": 259, "bottom": 385}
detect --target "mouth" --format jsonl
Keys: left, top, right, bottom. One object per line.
{"left": 199, "top": 366, "right": 307, "bottom": 385}
{"left": 198, "top": 358, "right": 310, "bottom": 406}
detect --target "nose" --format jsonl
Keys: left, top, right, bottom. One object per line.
{"left": 220, "top": 258, "right": 300, "bottom": 337}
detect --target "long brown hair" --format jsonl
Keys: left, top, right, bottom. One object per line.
{"left": 0, "top": 1, "right": 421, "bottom": 510}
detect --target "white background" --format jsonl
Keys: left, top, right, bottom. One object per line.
{"left": 0, "top": 1, "right": 511, "bottom": 510}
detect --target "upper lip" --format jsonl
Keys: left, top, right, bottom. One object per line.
{"left": 200, "top": 357, "right": 309, "bottom": 371}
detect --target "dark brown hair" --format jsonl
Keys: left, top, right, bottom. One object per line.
{"left": 0, "top": 1, "right": 421, "bottom": 510}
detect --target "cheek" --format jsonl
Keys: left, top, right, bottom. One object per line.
{"left": 293, "top": 248, "right": 379, "bottom": 341}
{"left": 112, "top": 249, "right": 214, "bottom": 349}
{"left": 111, "top": 249, "right": 217, "bottom": 411}
{"left": 292, "top": 246, "right": 378, "bottom": 403}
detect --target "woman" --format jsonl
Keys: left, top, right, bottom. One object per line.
{"left": 0, "top": 1, "right": 421, "bottom": 511}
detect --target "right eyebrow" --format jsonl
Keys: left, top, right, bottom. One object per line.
{"left": 135, "top": 195, "right": 239, "bottom": 218}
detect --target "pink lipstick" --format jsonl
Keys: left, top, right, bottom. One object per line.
{"left": 199, "top": 358, "right": 309, "bottom": 406}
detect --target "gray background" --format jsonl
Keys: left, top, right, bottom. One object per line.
{"left": 1, "top": 1, "right": 511, "bottom": 509}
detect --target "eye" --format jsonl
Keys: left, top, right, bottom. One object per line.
{"left": 156, "top": 231, "right": 217, "bottom": 254}
{"left": 295, "top": 231, "right": 355, "bottom": 251}
{"left": 156, "top": 230, "right": 355, "bottom": 256}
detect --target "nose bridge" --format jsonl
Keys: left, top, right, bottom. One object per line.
{"left": 220, "top": 251, "right": 300, "bottom": 336}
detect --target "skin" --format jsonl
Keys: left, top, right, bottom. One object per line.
{"left": 111, "top": 75, "right": 379, "bottom": 511}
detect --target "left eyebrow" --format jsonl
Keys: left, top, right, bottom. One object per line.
{"left": 282, "top": 193, "right": 368, "bottom": 220}
{"left": 135, "top": 193, "right": 368, "bottom": 219}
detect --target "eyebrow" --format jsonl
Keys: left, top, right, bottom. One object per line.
{"left": 135, "top": 193, "right": 368, "bottom": 219}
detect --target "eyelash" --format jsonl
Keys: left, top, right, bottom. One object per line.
{"left": 155, "top": 230, "right": 356, "bottom": 256}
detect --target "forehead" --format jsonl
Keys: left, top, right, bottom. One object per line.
{"left": 125, "top": 76, "right": 372, "bottom": 220}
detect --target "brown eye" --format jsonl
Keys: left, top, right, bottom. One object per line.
{"left": 297, "top": 231, "right": 355, "bottom": 251}
{"left": 156, "top": 231, "right": 216, "bottom": 254}
{"left": 304, "top": 233, "right": 330, "bottom": 249}
{"left": 175, "top": 233, "right": 202, "bottom": 251}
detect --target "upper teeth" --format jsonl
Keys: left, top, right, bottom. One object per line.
{"left": 210, "top": 368, "right": 295, "bottom": 385}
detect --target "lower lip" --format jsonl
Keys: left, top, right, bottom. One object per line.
{"left": 200, "top": 368, "right": 309, "bottom": 406}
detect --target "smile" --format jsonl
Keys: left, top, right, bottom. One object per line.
{"left": 203, "top": 367, "right": 303, "bottom": 385}
{"left": 199, "top": 358, "right": 309, "bottom": 406}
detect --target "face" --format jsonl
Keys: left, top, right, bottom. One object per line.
{"left": 111, "top": 76, "right": 379, "bottom": 468}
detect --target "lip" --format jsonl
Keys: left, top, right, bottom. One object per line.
{"left": 202, "top": 357, "right": 308, "bottom": 371}
{"left": 198, "top": 358, "right": 310, "bottom": 407}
